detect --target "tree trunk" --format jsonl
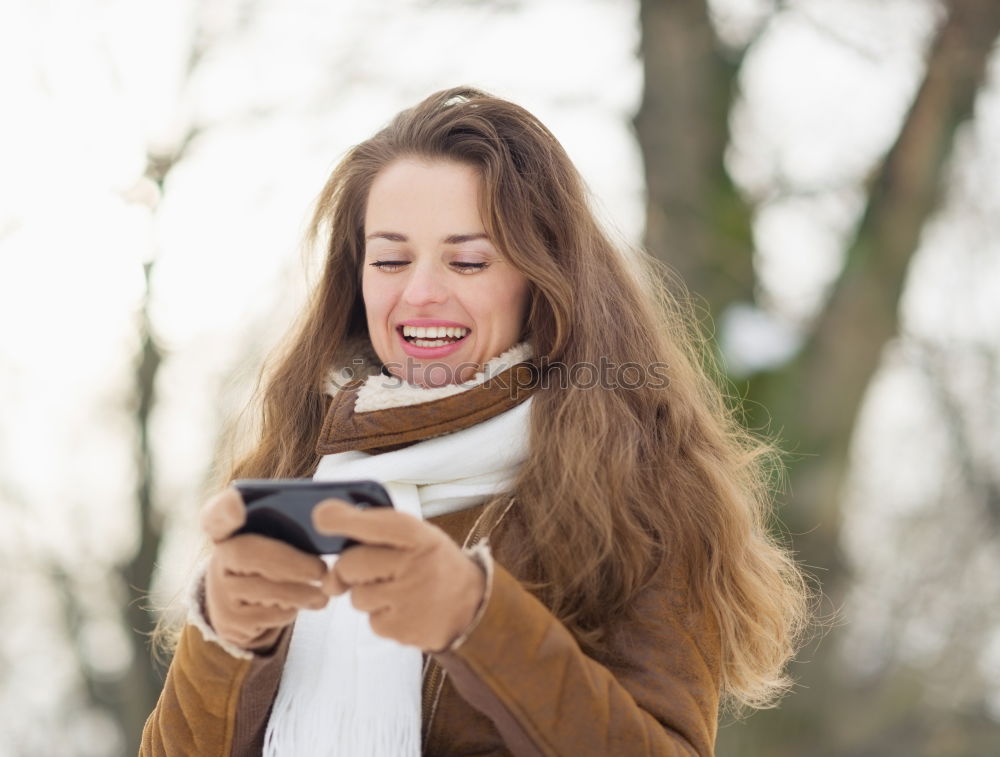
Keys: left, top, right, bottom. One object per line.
{"left": 118, "top": 257, "right": 166, "bottom": 756}
{"left": 634, "top": 0, "right": 756, "bottom": 313}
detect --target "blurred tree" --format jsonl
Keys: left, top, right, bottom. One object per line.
{"left": 114, "top": 144, "right": 186, "bottom": 756}
{"left": 57, "top": 104, "right": 202, "bottom": 757}
{"left": 635, "top": 0, "right": 755, "bottom": 315}
{"left": 636, "top": 0, "right": 1000, "bottom": 754}
{"left": 54, "top": 14, "right": 206, "bottom": 755}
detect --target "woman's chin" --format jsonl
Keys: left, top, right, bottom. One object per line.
{"left": 384, "top": 359, "right": 463, "bottom": 388}
{"left": 417, "top": 363, "right": 455, "bottom": 387}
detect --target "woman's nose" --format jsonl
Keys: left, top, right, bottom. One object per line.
{"left": 401, "top": 262, "right": 449, "bottom": 306}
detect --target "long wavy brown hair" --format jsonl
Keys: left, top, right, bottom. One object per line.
{"left": 228, "top": 87, "right": 809, "bottom": 710}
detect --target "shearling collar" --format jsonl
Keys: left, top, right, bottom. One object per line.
{"left": 315, "top": 342, "right": 539, "bottom": 455}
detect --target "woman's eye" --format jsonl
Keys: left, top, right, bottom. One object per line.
{"left": 369, "top": 261, "right": 408, "bottom": 271}
{"left": 367, "top": 260, "right": 488, "bottom": 273}
{"left": 452, "top": 262, "right": 489, "bottom": 272}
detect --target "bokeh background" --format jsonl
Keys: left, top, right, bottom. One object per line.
{"left": 2, "top": 0, "right": 999, "bottom": 755}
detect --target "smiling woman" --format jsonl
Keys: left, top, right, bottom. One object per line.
{"left": 362, "top": 159, "right": 531, "bottom": 387}
{"left": 142, "top": 87, "right": 809, "bottom": 757}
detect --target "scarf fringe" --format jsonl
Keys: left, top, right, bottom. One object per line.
{"left": 264, "top": 596, "right": 422, "bottom": 757}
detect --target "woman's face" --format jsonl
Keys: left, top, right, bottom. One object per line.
{"left": 362, "top": 158, "right": 531, "bottom": 388}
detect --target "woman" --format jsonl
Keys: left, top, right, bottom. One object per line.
{"left": 142, "top": 87, "right": 808, "bottom": 756}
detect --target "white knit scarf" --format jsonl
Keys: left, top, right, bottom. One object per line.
{"left": 264, "top": 344, "right": 533, "bottom": 756}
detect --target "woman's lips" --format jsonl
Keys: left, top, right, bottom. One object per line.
{"left": 395, "top": 327, "right": 469, "bottom": 359}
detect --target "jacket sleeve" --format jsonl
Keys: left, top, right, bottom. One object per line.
{"left": 139, "top": 595, "right": 291, "bottom": 756}
{"left": 431, "top": 556, "right": 721, "bottom": 757}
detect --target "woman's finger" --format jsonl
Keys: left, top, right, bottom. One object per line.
{"left": 333, "top": 544, "right": 408, "bottom": 586}
{"left": 321, "top": 566, "right": 349, "bottom": 596}
{"left": 220, "top": 605, "right": 298, "bottom": 645}
{"left": 312, "top": 500, "right": 428, "bottom": 549}
{"left": 349, "top": 581, "right": 393, "bottom": 615}
{"left": 223, "top": 574, "right": 330, "bottom": 611}
{"left": 216, "top": 534, "right": 329, "bottom": 584}
{"left": 200, "top": 488, "right": 246, "bottom": 542}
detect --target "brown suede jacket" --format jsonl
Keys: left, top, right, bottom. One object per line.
{"left": 141, "top": 361, "right": 721, "bottom": 756}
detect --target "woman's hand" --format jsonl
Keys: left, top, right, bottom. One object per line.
{"left": 200, "top": 488, "right": 334, "bottom": 652}
{"left": 312, "top": 500, "right": 487, "bottom": 652}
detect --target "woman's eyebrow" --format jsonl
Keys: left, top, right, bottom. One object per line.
{"left": 443, "top": 233, "right": 490, "bottom": 244}
{"left": 364, "top": 231, "right": 490, "bottom": 244}
{"left": 365, "top": 231, "right": 407, "bottom": 242}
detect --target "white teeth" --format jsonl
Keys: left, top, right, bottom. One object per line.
{"left": 402, "top": 325, "right": 469, "bottom": 339}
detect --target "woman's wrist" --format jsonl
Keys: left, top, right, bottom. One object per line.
{"left": 433, "top": 543, "right": 494, "bottom": 654}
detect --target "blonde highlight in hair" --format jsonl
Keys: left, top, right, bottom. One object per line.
{"left": 229, "top": 87, "right": 810, "bottom": 710}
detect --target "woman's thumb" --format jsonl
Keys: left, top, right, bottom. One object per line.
{"left": 200, "top": 487, "right": 246, "bottom": 542}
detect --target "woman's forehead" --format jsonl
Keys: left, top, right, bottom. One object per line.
{"left": 364, "top": 159, "right": 487, "bottom": 238}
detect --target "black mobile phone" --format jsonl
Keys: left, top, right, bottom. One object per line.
{"left": 232, "top": 479, "right": 394, "bottom": 555}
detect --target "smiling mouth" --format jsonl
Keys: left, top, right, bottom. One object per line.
{"left": 398, "top": 325, "right": 470, "bottom": 348}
